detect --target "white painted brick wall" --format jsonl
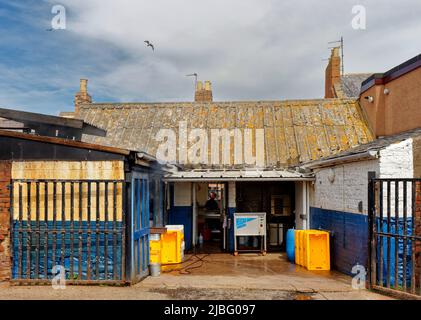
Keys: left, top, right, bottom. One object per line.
{"left": 379, "top": 139, "right": 413, "bottom": 179}
{"left": 310, "top": 138, "right": 414, "bottom": 216}
{"left": 311, "top": 160, "right": 379, "bottom": 215}
{"left": 379, "top": 139, "right": 414, "bottom": 217}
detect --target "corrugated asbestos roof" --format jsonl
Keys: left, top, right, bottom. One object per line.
{"left": 77, "top": 99, "right": 374, "bottom": 169}
{"left": 302, "top": 126, "right": 421, "bottom": 168}
{"left": 334, "top": 73, "right": 372, "bottom": 98}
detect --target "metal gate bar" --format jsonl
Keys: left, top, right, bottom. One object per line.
{"left": 10, "top": 179, "right": 126, "bottom": 285}
{"left": 368, "top": 178, "right": 421, "bottom": 298}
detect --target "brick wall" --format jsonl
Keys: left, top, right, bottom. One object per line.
{"left": 311, "top": 159, "right": 379, "bottom": 215}
{"left": 0, "top": 161, "right": 11, "bottom": 281}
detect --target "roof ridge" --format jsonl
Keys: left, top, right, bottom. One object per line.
{"left": 78, "top": 98, "right": 358, "bottom": 109}
{"left": 342, "top": 72, "right": 374, "bottom": 76}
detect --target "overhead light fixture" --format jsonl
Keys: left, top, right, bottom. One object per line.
{"left": 384, "top": 88, "right": 390, "bottom": 95}
{"left": 364, "top": 96, "right": 374, "bottom": 103}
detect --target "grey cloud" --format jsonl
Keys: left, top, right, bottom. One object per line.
{"left": 2, "top": 0, "right": 421, "bottom": 113}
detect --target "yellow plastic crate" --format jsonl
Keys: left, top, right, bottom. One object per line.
{"left": 161, "top": 225, "right": 185, "bottom": 265}
{"left": 306, "top": 231, "right": 330, "bottom": 271}
{"left": 295, "top": 230, "right": 306, "bottom": 267}
{"left": 150, "top": 234, "right": 162, "bottom": 264}
{"left": 294, "top": 230, "right": 302, "bottom": 266}
{"left": 294, "top": 230, "right": 330, "bottom": 271}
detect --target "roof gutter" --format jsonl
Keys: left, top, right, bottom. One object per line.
{"left": 136, "top": 152, "right": 158, "bottom": 163}
{"left": 301, "top": 150, "right": 379, "bottom": 169}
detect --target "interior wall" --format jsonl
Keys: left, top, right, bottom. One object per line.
{"left": 173, "top": 182, "right": 192, "bottom": 206}
{"left": 195, "top": 183, "right": 208, "bottom": 206}
{"left": 171, "top": 182, "right": 192, "bottom": 250}
{"left": 236, "top": 181, "right": 295, "bottom": 214}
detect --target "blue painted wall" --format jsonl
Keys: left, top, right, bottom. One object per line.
{"left": 310, "top": 207, "right": 368, "bottom": 275}
{"left": 169, "top": 206, "right": 193, "bottom": 251}
{"left": 228, "top": 207, "right": 236, "bottom": 252}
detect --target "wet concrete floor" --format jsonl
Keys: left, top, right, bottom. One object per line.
{"left": 0, "top": 254, "right": 392, "bottom": 300}
{"left": 138, "top": 253, "right": 392, "bottom": 300}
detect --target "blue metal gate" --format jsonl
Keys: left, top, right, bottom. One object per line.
{"left": 368, "top": 178, "right": 421, "bottom": 298}
{"left": 129, "top": 172, "right": 150, "bottom": 282}
{"left": 10, "top": 179, "right": 126, "bottom": 285}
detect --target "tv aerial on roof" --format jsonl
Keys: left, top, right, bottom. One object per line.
{"left": 186, "top": 73, "right": 198, "bottom": 93}
{"left": 186, "top": 73, "right": 198, "bottom": 83}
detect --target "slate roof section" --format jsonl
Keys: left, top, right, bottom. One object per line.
{"left": 77, "top": 99, "right": 374, "bottom": 169}
{"left": 334, "top": 73, "right": 372, "bottom": 98}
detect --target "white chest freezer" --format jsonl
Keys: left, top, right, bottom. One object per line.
{"left": 233, "top": 212, "right": 266, "bottom": 255}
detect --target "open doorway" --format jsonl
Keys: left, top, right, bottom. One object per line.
{"left": 195, "top": 182, "right": 227, "bottom": 253}
{"left": 236, "top": 182, "right": 295, "bottom": 252}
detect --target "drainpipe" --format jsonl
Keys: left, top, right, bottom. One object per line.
{"left": 306, "top": 181, "right": 310, "bottom": 229}
{"left": 303, "top": 182, "right": 308, "bottom": 230}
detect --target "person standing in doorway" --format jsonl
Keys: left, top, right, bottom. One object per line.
{"left": 205, "top": 192, "right": 219, "bottom": 211}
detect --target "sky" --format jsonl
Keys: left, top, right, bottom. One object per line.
{"left": 0, "top": 0, "right": 420, "bottom": 115}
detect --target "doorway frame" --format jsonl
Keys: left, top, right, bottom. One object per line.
{"left": 192, "top": 181, "right": 229, "bottom": 252}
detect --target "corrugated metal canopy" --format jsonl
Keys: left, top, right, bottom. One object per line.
{"left": 164, "top": 169, "right": 314, "bottom": 182}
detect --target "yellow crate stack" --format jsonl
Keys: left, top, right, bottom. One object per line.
{"left": 294, "top": 230, "right": 330, "bottom": 271}
{"left": 149, "top": 225, "right": 185, "bottom": 265}
{"left": 160, "top": 225, "right": 185, "bottom": 265}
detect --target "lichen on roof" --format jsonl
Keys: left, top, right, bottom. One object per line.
{"left": 77, "top": 99, "right": 374, "bottom": 169}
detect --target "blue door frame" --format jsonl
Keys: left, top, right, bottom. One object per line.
{"left": 129, "top": 172, "right": 150, "bottom": 282}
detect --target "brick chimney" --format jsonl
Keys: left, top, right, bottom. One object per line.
{"left": 325, "top": 47, "right": 341, "bottom": 98}
{"left": 194, "top": 80, "right": 213, "bottom": 102}
{"left": 74, "top": 79, "right": 92, "bottom": 113}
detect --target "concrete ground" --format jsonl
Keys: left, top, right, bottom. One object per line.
{"left": 0, "top": 253, "right": 392, "bottom": 300}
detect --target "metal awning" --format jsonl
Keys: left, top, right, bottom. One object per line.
{"left": 164, "top": 169, "right": 314, "bottom": 182}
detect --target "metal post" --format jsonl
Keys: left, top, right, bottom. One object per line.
{"left": 192, "top": 182, "right": 197, "bottom": 249}
{"left": 367, "top": 171, "right": 376, "bottom": 289}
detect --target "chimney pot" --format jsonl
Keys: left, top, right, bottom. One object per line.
{"left": 196, "top": 81, "right": 203, "bottom": 91}
{"left": 194, "top": 80, "right": 213, "bottom": 102}
{"left": 80, "top": 79, "right": 88, "bottom": 93}
{"left": 204, "top": 81, "right": 212, "bottom": 91}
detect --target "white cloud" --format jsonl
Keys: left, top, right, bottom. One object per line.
{"left": 2, "top": 0, "right": 421, "bottom": 113}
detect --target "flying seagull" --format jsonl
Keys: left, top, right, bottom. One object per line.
{"left": 144, "top": 40, "right": 154, "bottom": 51}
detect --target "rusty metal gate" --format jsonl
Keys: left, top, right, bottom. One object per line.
{"left": 368, "top": 178, "right": 421, "bottom": 298}
{"left": 10, "top": 179, "right": 126, "bottom": 285}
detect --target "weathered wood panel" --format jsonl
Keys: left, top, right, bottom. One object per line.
{"left": 11, "top": 161, "right": 124, "bottom": 222}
